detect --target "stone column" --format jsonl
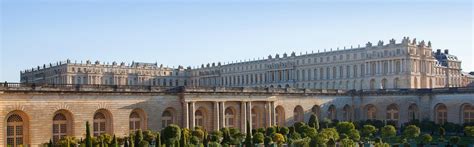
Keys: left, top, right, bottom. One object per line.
{"left": 241, "top": 101, "right": 247, "bottom": 132}
{"left": 271, "top": 101, "right": 276, "bottom": 126}
{"left": 266, "top": 101, "right": 272, "bottom": 127}
{"left": 247, "top": 101, "right": 252, "bottom": 131}
{"left": 184, "top": 102, "right": 189, "bottom": 128}
{"left": 214, "top": 101, "right": 220, "bottom": 130}
{"left": 220, "top": 101, "right": 225, "bottom": 129}
{"left": 190, "top": 102, "right": 196, "bottom": 129}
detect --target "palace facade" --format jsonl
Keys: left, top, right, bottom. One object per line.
{"left": 4, "top": 37, "right": 472, "bottom": 146}
{"left": 20, "top": 37, "right": 466, "bottom": 90}
{"left": 1, "top": 84, "right": 474, "bottom": 146}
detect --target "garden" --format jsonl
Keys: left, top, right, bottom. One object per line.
{"left": 46, "top": 114, "right": 474, "bottom": 147}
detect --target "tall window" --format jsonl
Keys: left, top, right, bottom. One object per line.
{"left": 195, "top": 110, "right": 204, "bottom": 128}
{"left": 162, "top": 110, "right": 174, "bottom": 128}
{"left": 435, "top": 104, "right": 448, "bottom": 124}
{"left": 370, "top": 79, "right": 376, "bottom": 90}
{"left": 275, "top": 106, "right": 285, "bottom": 126}
{"left": 225, "top": 108, "right": 235, "bottom": 128}
{"left": 251, "top": 108, "right": 261, "bottom": 129}
{"left": 386, "top": 104, "right": 399, "bottom": 124}
{"left": 311, "top": 105, "right": 321, "bottom": 118}
{"left": 463, "top": 104, "right": 474, "bottom": 123}
{"left": 93, "top": 112, "right": 107, "bottom": 136}
{"left": 129, "top": 112, "right": 141, "bottom": 131}
{"left": 7, "top": 114, "right": 25, "bottom": 146}
{"left": 293, "top": 106, "right": 304, "bottom": 122}
{"left": 53, "top": 113, "right": 67, "bottom": 142}
{"left": 381, "top": 79, "right": 387, "bottom": 89}
{"left": 343, "top": 105, "right": 352, "bottom": 121}
{"left": 328, "top": 105, "right": 336, "bottom": 120}
{"left": 408, "top": 104, "right": 419, "bottom": 121}
{"left": 366, "top": 105, "right": 377, "bottom": 120}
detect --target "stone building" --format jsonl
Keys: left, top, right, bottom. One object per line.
{"left": 1, "top": 84, "right": 474, "bottom": 147}
{"left": 21, "top": 37, "right": 465, "bottom": 90}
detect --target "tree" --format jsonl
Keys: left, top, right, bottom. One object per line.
{"left": 464, "top": 126, "right": 474, "bottom": 137}
{"left": 111, "top": 135, "right": 119, "bottom": 147}
{"left": 245, "top": 121, "right": 253, "bottom": 147}
{"left": 273, "top": 133, "right": 285, "bottom": 146}
{"left": 162, "top": 124, "right": 181, "bottom": 147}
{"left": 361, "top": 125, "right": 378, "bottom": 140}
{"left": 265, "top": 127, "right": 276, "bottom": 137}
{"left": 420, "top": 134, "right": 432, "bottom": 145}
{"left": 135, "top": 129, "right": 144, "bottom": 147}
{"left": 308, "top": 114, "right": 320, "bottom": 130}
{"left": 155, "top": 132, "right": 161, "bottom": 147}
{"left": 294, "top": 122, "right": 306, "bottom": 134}
{"left": 380, "top": 125, "right": 396, "bottom": 142}
{"left": 336, "top": 122, "right": 355, "bottom": 135}
{"left": 253, "top": 132, "right": 265, "bottom": 144}
{"left": 85, "top": 121, "right": 93, "bottom": 147}
{"left": 403, "top": 125, "right": 420, "bottom": 140}
{"left": 449, "top": 136, "right": 461, "bottom": 145}
{"left": 439, "top": 127, "right": 446, "bottom": 137}
{"left": 139, "top": 140, "right": 149, "bottom": 147}
{"left": 264, "top": 136, "right": 272, "bottom": 147}
{"left": 143, "top": 130, "right": 156, "bottom": 143}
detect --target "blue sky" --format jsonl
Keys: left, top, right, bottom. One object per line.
{"left": 1, "top": 0, "right": 472, "bottom": 82}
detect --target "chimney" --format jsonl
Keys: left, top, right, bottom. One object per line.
{"left": 444, "top": 49, "right": 449, "bottom": 54}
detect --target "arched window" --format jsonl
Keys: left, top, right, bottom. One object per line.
{"left": 393, "top": 78, "right": 399, "bottom": 89}
{"left": 370, "top": 79, "right": 376, "bottom": 90}
{"left": 93, "top": 111, "right": 112, "bottom": 136}
{"left": 381, "top": 79, "right": 387, "bottom": 89}
{"left": 162, "top": 109, "right": 174, "bottom": 128}
{"left": 386, "top": 104, "right": 399, "bottom": 124}
{"left": 311, "top": 105, "right": 321, "bottom": 118}
{"left": 408, "top": 104, "right": 419, "bottom": 121}
{"left": 366, "top": 104, "right": 377, "bottom": 120}
{"left": 462, "top": 104, "right": 474, "bottom": 123}
{"left": 251, "top": 107, "right": 262, "bottom": 129}
{"left": 195, "top": 109, "right": 207, "bottom": 129}
{"left": 7, "top": 114, "right": 27, "bottom": 146}
{"left": 293, "top": 106, "right": 304, "bottom": 122}
{"left": 53, "top": 113, "right": 68, "bottom": 142}
{"left": 343, "top": 105, "right": 352, "bottom": 121}
{"left": 328, "top": 105, "right": 336, "bottom": 120}
{"left": 225, "top": 108, "right": 235, "bottom": 128}
{"left": 129, "top": 112, "right": 141, "bottom": 131}
{"left": 435, "top": 104, "right": 448, "bottom": 124}
{"left": 275, "top": 106, "right": 285, "bottom": 126}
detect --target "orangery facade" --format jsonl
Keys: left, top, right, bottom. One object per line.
{"left": 1, "top": 84, "right": 474, "bottom": 146}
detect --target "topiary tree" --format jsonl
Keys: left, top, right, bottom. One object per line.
{"left": 265, "top": 127, "right": 276, "bottom": 137}
{"left": 85, "top": 121, "right": 93, "bottom": 147}
{"left": 308, "top": 114, "right": 320, "bottom": 131}
{"left": 361, "top": 125, "right": 378, "bottom": 141}
{"left": 155, "top": 132, "right": 161, "bottom": 147}
{"left": 420, "top": 134, "right": 432, "bottom": 145}
{"left": 464, "top": 126, "right": 474, "bottom": 137}
{"left": 162, "top": 124, "right": 181, "bottom": 147}
{"left": 403, "top": 125, "right": 420, "bottom": 142}
{"left": 264, "top": 136, "right": 273, "bottom": 147}
{"left": 336, "top": 122, "right": 355, "bottom": 135}
{"left": 273, "top": 133, "right": 285, "bottom": 147}
{"left": 293, "top": 122, "right": 306, "bottom": 134}
{"left": 139, "top": 140, "right": 149, "bottom": 147}
{"left": 253, "top": 132, "right": 265, "bottom": 144}
{"left": 439, "top": 127, "right": 446, "bottom": 137}
{"left": 245, "top": 121, "right": 253, "bottom": 147}
{"left": 449, "top": 136, "right": 461, "bottom": 145}
{"left": 135, "top": 129, "right": 144, "bottom": 147}
{"left": 381, "top": 125, "right": 396, "bottom": 142}
{"left": 110, "top": 135, "right": 119, "bottom": 147}
{"left": 143, "top": 130, "right": 156, "bottom": 144}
